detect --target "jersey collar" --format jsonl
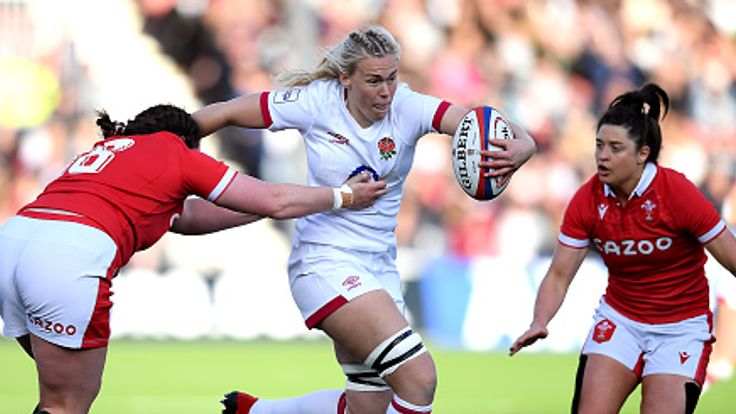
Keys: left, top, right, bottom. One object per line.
{"left": 603, "top": 162, "right": 658, "bottom": 199}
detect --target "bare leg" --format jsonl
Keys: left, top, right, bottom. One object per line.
{"left": 640, "top": 374, "right": 697, "bottom": 414}
{"left": 320, "top": 290, "right": 436, "bottom": 413}
{"left": 575, "top": 354, "right": 639, "bottom": 414}
{"left": 226, "top": 291, "right": 434, "bottom": 414}
{"left": 334, "top": 342, "right": 393, "bottom": 413}
{"left": 31, "top": 334, "right": 107, "bottom": 414}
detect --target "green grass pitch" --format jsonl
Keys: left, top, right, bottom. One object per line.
{"left": 1, "top": 338, "right": 733, "bottom": 413}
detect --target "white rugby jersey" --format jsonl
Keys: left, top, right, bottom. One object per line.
{"left": 260, "top": 79, "right": 449, "bottom": 250}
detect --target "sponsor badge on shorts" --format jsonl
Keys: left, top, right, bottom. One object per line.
{"left": 342, "top": 275, "right": 362, "bottom": 291}
{"left": 593, "top": 319, "right": 616, "bottom": 343}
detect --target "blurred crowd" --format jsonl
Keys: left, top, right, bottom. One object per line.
{"left": 1, "top": 0, "right": 735, "bottom": 324}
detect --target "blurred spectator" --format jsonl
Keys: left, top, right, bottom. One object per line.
{"left": 136, "top": 0, "right": 264, "bottom": 177}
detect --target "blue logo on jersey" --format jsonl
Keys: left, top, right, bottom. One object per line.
{"left": 348, "top": 165, "right": 379, "bottom": 181}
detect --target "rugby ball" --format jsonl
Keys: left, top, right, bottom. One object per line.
{"left": 451, "top": 106, "right": 514, "bottom": 200}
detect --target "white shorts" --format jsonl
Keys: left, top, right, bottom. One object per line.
{"left": 581, "top": 299, "right": 714, "bottom": 385}
{"left": 288, "top": 242, "right": 405, "bottom": 329}
{"left": 0, "top": 216, "right": 118, "bottom": 349}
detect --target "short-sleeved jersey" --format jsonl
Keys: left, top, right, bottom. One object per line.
{"left": 19, "top": 132, "right": 236, "bottom": 267}
{"left": 260, "top": 79, "right": 448, "bottom": 251}
{"left": 559, "top": 163, "right": 726, "bottom": 324}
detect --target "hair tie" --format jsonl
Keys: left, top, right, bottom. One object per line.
{"left": 642, "top": 102, "right": 650, "bottom": 115}
{"left": 114, "top": 122, "right": 126, "bottom": 136}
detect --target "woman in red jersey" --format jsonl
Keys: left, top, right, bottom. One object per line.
{"left": 509, "top": 84, "right": 736, "bottom": 414}
{"left": 0, "top": 104, "right": 386, "bottom": 414}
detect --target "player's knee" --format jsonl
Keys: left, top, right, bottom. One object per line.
{"left": 342, "top": 389, "right": 392, "bottom": 414}
{"left": 341, "top": 363, "right": 391, "bottom": 392}
{"left": 46, "top": 376, "right": 102, "bottom": 399}
{"left": 390, "top": 352, "right": 437, "bottom": 398}
{"left": 363, "top": 327, "right": 436, "bottom": 399}
{"left": 39, "top": 374, "right": 101, "bottom": 413}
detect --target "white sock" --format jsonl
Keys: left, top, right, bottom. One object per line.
{"left": 251, "top": 389, "right": 344, "bottom": 414}
{"left": 386, "top": 395, "right": 432, "bottom": 414}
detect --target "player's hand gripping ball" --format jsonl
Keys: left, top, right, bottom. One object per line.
{"left": 451, "top": 106, "right": 514, "bottom": 200}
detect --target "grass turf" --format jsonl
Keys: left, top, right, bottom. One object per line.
{"left": 1, "top": 337, "right": 733, "bottom": 413}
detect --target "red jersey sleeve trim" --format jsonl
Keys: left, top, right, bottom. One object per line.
{"left": 208, "top": 168, "right": 237, "bottom": 202}
{"left": 699, "top": 219, "right": 727, "bottom": 244}
{"left": 432, "top": 100, "right": 451, "bottom": 132}
{"left": 558, "top": 233, "right": 589, "bottom": 249}
{"left": 259, "top": 91, "right": 273, "bottom": 127}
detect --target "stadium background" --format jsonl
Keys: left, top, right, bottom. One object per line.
{"left": 1, "top": 0, "right": 735, "bottom": 412}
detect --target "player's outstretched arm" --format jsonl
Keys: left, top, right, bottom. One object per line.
{"left": 216, "top": 171, "right": 385, "bottom": 219}
{"left": 171, "top": 198, "right": 264, "bottom": 235}
{"left": 706, "top": 228, "right": 736, "bottom": 277}
{"left": 509, "top": 243, "right": 586, "bottom": 356}
{"left": 192, "top": 93, "right": 266, "bottom": 137}
{"left": 172, "top": 172, "right": 385, "bottom": 235}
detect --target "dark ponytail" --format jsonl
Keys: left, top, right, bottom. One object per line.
{"left": 95, "top": 104, "right": 201, "bottom": 149}
{"left": 96, "top": 110, "right": 126, "bottom": 138}
{"left": 596, "top": 83, "right": 670, "bottom": 163}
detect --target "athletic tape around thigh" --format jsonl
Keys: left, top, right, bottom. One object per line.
{"left": 364, "top": 327, "right": 427, "bottom": 377}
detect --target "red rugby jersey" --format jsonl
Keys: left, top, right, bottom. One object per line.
{"left": 19, "top": 132, "right": 236, "bottom": 268}
{"left": 559, "top": 163, "right": 725, "bottom": 324}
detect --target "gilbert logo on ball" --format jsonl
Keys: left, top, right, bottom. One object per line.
{"left": 451, "top": 106, "right": 514, "bottom": 200}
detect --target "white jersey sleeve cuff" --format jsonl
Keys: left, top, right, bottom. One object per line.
{"left": 207, "top": 167, "right": 237, "bottom": 201}
{"left": 699, "top": 219, "right": 726, "bottom": 244}
{"left": 558, "top": 233, "right": 589, "bottom": 249}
